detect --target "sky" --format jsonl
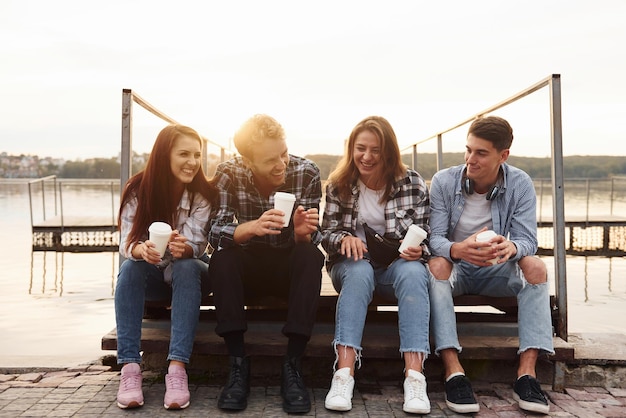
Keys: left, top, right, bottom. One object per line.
{"left": 1, "top": 0, "right": 626, "bottom": 161}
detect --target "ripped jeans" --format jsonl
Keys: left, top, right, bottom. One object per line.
{"left": 329, "top": 255, "right": 430, "bottom": 368}
{"left": 428, "top": 259, "right": 555, "bottom": 356}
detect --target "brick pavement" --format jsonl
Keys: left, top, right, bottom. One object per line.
{"left": 1, "top": 364, "right": 625, "bottom": 417}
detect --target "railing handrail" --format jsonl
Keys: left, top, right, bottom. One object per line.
{"left": 400, "top": 74, "right": 556, "bottom": 155}
{"left": 120, "top": 89, "right": 232, "bottom": 195}
{"left": 28, "top": 176, "right": 118, "bottom": 231}
{"left": 398, "top": 74, "right": 568, "bottom": 340}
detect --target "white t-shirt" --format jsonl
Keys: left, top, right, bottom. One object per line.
{"left": 356, "top": 180, "right": 386, "bottom": 243}
{"left": 450, "top": 190, "right": 493, "bottom": 242}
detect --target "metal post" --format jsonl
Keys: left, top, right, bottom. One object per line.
{"left": 59, "top": 183, "right": 64, "bottom": 231}
{"left": 53, "top": 176, "right": 58, "bottom": 216}
{"left": 120, "top": 89, "right": 133, "bottom": 194}
{"left": 28, "top": 182, "right": 34, "bottom": 228}
{"left": 538, "top": 179, "right": 544, "bottom": 224}
{"left": 110, "top": 181, "right": 115, "bottom": 227}
{"left": 42, "top": 179, "right": 46, "bottom": 221}
{"left": 549, "top": 74, "right": 568, "bottom": 340}
{"left": 585, "top": 179, "right": 591, "bottom": 225}
{"left": 610, "top": 178, "right": 615, "bottom": 216}
{"left": 436, "top": 134, "right": 443, "bottom": 172}
{"left": 412, "top": 144, "right": 418, "bottom": 170}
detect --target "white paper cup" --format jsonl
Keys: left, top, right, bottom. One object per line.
{"left": 148, "top": 221, "right": 172, "bottom": 257}
{"left": 476, "top": 230, "right": 498, "bottom": 265}
{"left": 274, "top": 192, "right": 296, "bottom": 227}
{"left": 398, "top": 224, "right": 428, "bottom": 253}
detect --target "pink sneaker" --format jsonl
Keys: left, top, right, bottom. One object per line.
{"left": 164, "top": 364, "right": 190, "bottom": 409}
{"left": 117, "top": 363, "right": 144, "bottom": 409}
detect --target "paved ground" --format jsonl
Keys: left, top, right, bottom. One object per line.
{"left": 1, "top": 363, "right": 626, "bottom": 417}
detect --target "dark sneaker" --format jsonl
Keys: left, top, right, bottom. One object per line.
{"left": 445, "top": 375, "right": 479, "bottom": 413}
{"left": 513, "top": 375, "right": 550, "bottom": 414}
{"left": 217, "top": 356, "right": 250, "bottom": 410}
{"left": 281, "top": 356, "right": 311, "bottom": 413}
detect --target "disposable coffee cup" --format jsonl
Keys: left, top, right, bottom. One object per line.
{"left": 398, "top": 224, "right": 428, "bottom": 253}
{"left": 274, "top": 192, "right": 296, "bottom": 227}
{"left": 148, "top": 221, "right": 172, "bottom": 257}
{"left": 476, "top": 230, "right": 498, "bottom": 265}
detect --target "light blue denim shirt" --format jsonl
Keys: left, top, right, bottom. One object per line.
{"left": 429, "top": 162, "right": 537, "bottom": 262}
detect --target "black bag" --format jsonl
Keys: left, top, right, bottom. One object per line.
{"left": 362, "top": 222, "right": 401, "bottom": 267}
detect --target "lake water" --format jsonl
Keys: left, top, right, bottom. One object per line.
{"left": 0, "top": 180, "right": 625, "bottom": 368}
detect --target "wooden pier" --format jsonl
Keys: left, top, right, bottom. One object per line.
{"left": 536, "top": 215, "right": 626, "bottom": 257}
{"left": 31, "top": 215, "right": 118, "bottom": 252}
{"left": 31, "top": 214, "right": 626, "bottom": 256}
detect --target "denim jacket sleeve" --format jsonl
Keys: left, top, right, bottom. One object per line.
{"left": 428, "top": 168, "right": 458, "bottom": 261}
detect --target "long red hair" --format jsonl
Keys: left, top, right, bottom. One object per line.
{"left": 118, "top": 124, "right": 217, "bottom": 252}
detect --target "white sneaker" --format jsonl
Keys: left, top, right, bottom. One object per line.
{"left": 324, "top": 367, "right": 354, "bottom": 411}
{"left": 403, "top": 369, "right": 430, "bottom": 414}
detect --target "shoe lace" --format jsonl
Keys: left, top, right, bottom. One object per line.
{"left": 120, "top": 373, "right": 141, "bottom": 391}
{"left": 329, "top": 373, "right": 350, "bottom": 397}
{"left": 285, "top": 361, "right": 305, "bottom": 390}
{"left": 527, "top": 378, "right": 547, "bottom": 401}
{"left": 226, "top": 366, "right": 242, "bottom": 388}
{"left": 450, "top": 378, "right": 473, "bottom": 400}
{"left": 406, "top": 376, "right": 427, "bottom": 401}
{"left": 166, "top": 372, "right": 185, "bottom": 390}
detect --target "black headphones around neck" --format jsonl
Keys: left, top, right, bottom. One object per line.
{"left": 462, "top": 168, "right": 502, "bottom": 201}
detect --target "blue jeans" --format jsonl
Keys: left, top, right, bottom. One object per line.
{"left": 428, "top": 260, "right": 555, "bottom": 356}
{"left": 115, "top": 257, "right": 209, "bottom": 364}
{"left": 329, "top": 256, "right": 430, "bottom": 360}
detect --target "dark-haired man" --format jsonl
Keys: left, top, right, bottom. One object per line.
{"left": 428, "top": 116, "right": 554, "bottom": 415}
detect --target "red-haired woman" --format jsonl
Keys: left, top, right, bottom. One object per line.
{"left": 115, "top": 124, "right": 216, "bottom": 410}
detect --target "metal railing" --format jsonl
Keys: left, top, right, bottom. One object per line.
{"left": 28, "top": 175, "right": 58, "bottom": 227}
{"left": 28, "top": 176, "right": 118, "bottom": 231}
{"left": 120, "top": 89, "right": 233, "bottom": 195}
{"left": 401, "top": 74, "right": 568, "bottom": 339}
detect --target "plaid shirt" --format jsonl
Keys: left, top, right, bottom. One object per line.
{"left": 119, "top": 188, "right": 212, "bottom": 265}
{"left": 209, "top": 155, "right": 323, "bottom": 250}
{"left": 321, "top": 169, "right": 431, "bottom": 266}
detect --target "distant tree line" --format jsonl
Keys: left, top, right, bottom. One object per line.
{"left": 4, "top": 152, "right": 626, "bottom": 180}
{"left": 306, "top": 153, "right": 626, "bottom": 181}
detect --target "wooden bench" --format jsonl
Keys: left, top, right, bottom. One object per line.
{"left": 102, "top": 291, "right": 569, "bottom": 362}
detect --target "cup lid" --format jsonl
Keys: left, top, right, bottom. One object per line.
{"left": 149, "top": 221, "right": 172, "bottom": 233}
{"left": 274, "top": 192, "right": 296, "bottom": 201}
{"left": 476, "top": 230, "right": 497, "bottom": 241}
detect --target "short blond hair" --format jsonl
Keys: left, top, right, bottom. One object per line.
{"left": 233, "top": 114, "right": 285, "bottom": 160}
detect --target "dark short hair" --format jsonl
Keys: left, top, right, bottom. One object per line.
{"left": 468, "top": 116, "right": 513, "bottom": 151}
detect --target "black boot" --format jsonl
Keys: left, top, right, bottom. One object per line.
{"left": 218, "top": 356, "right": 250, "bottom": 410}
{"left": 281, "top": 356, "right": 311, "bottom": 413}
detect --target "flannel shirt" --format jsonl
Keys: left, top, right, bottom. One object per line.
{"left": 209, "top": 155, "right": 323, "bottom": 250}
{"left": 321, "top": 168, "right": 431, "bottom": 268}
{"left": 119, "top": 188, "right": 212, "bottom": 265}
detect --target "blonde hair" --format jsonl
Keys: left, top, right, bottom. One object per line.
{"left": 233, "top": 114, "right": 285, "bottom": 160}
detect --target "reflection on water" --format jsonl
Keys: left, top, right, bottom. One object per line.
{"left": 28, "top": 251, "right": 118, "bottom": 298}
{"left": 1, "top": 180, "right": 625, "bottom": 367}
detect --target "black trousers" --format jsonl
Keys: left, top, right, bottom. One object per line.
{"left": 209, "top": 242, "right": 324, "bottom": 339}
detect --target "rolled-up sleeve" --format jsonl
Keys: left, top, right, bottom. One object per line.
{"left": 178, "top": 193, "right": 211, "bottom": 257}
{"left": 321, "top": 183, "right": 353, "bottom": 257}
{"left": 208, "top": 165, "right": 239, "bottom": 251}
{"left": 119, "top": 197, "right": 142, "bottom": 260}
